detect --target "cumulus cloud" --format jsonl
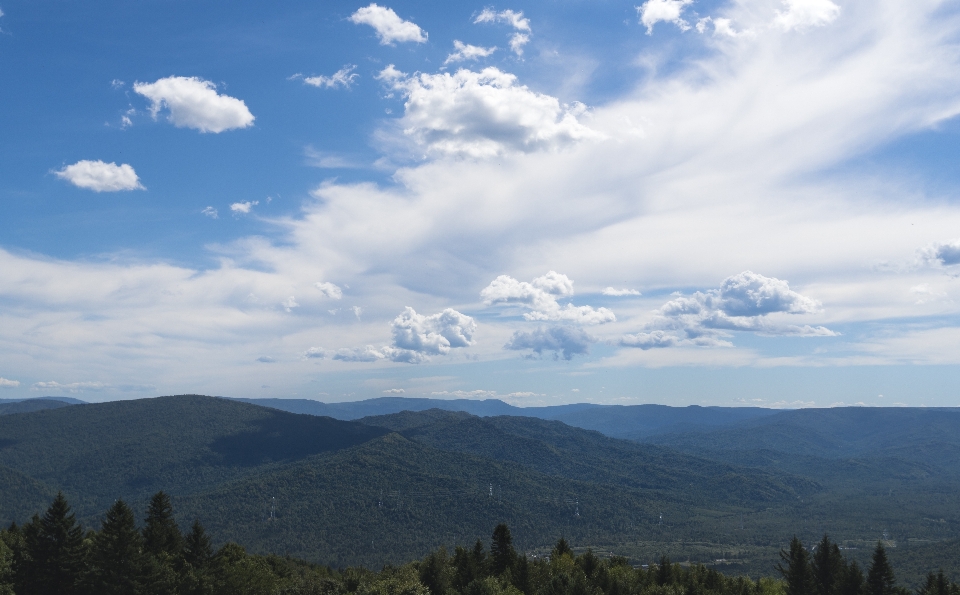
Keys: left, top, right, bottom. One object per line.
{"left": 621, "top": 271, "right": 837, "bottom": 349}
{"left": 775, "top": 0, "right": 841, "bottom": 31}
{"left": 281, "top": 296, "right": 299, "bottom": 312}
{"left": 303, "top": 347, "right": 326, "bottom": 359}
{"left": 602, "top": 287, "right": 642, "bottom": 296}
{"left": 335, "top": 307, "right": 476, "bottom": 364}
{"left": 696, "top": 17, "right": 746, "bottom": 37}
{"left": 380, "top": 66, "right": 599, "bottom": 157}
{"left": 349, "top": 4, "right": 427, "bottom": 45}
{"left": 474, "top": 9, "right": 531, "bottom": 55}
{"left": 445, "top": 40, "right": 497, "bottom": 64}
{"left": 383, "top": 388, "right": 405, "bottom": 394}
{"left": 923, "top": 239, "right": 960, "bottom": 267}
{"left": 505, "top": 326, "right": 594, "bottom": 360}
{"left": 230, "top": 200, "right": 258, "bottom": 214}
{"left": 202, "top": 206, "right": 218, "bottom": 219}
{"left": 133, "top": 76, "right": 255, "bottom": 133}
{"left": 637, "top": 0, "right": 693, "bottom": 34}
{"left": 0, "top": 377, "right": 19, "bottom": 388}
{"left": 54, "top": 160, "right": 144, "bottom": 192}
{"left": 315, "top": 281, "right": 343, "bottom": 299}
{"left": 295, "top": 65, "right": 359, "bottom": 89}
{"left": 31, "top": 381, "right": 106, "bottom": 393}
{"left": 481, "top": 272, "right": 615, "bottom": 324}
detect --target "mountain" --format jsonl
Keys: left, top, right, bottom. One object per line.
{"left": 0, "top": 395, "right": 387, "bottom": 520}
{"left": 0, "top": 399, "right": 74, "bottom": 415}
{"left": 231, "top": 397, "right": 778, "bottom": 438}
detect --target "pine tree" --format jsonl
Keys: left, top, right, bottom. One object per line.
{"left": 183, "top": 520, "right": 213, "bottom": 570}
{"left": 87, "top": 499, "right": 146, "bottom": 595}
{"left": 919, "top": 571, "right": 950, "bottom": 595}
{"left": 143, "top": 491, "right": 183, "bottom": 558}
{"left": 840, "top": 561, "right": 865, "bottom": 595}
{"left": 490, "top": 523, "right": 517, "bottom": 575}
{"left": 18, "top": 493, "right": 86, "bottom": 595}
{"left": 865, "top": 541, "right": 896, "bottom": 595}
{"left": 813, "top": 534, "right": 846, "bottom": 595}
{"left": 778, "top": 536, "right": 815, "bottom": 595}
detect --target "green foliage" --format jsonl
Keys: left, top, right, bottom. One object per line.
{"left": 87, "top": 499, "right": 146, "bottom": 595}
{"left": 866, "top": 543, "right": 897, "bottom": 595}
{"left": 778, "top": 537, "right": 815, "bottom": 595}
{"left": 144, "top": 491, "right": 184, "bottom": 558}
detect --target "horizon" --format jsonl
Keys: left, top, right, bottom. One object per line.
{"left": 2, "top": 0, "right": 960, "bottom": 408}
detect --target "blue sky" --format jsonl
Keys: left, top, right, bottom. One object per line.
{"left": 2, "top": 0, "right": 960, "bottom": 407}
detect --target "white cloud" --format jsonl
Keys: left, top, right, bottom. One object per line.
{"left": 696, "top": 17, "right": 745, "bottom": 37}
{"left": 281, "top": 296, "right": 299, "bottom": 312}
{"left": 383, "top": 388, "right": 405, "bottom": 394}
{"left": 297, "top": 65, "right": 359, "bottom": 89}
{"left": 349, "top": 4, "right": 427, "bottom": 45}
{"left": 380, "top": 66, "right": 599, "bottom": 157}
{"left": 133, "top": 76, "right": 255, "bottom": 133}
{"left": 315, "top": 281, "right": 343, "bottom": 299}
{"left": 54, "top": 160, "right": 144, "bottom": 192}
{"left": 303, "top": 347, "right": 326, "bottom": 359}
{"left": 637, "top": 0, "right": 693, "bottom": 34}
{"left": 621, "top": 272, "right": 837, "bottom": 349}
{"left": 351, "top": 306, "right": 363, "bottom": 320}
{"left": 32, "top": 381, "right": 106, "bottom": 393}
{"left": 202, "top": 206, "right": 218, "bottom": 219}
{"left": 391, "top": 307, "right": 476, "bottom": 355}
{"left": 474, "top": 9, "right": 531, "bottom": 55}
{"left": 230, "top": 200, "right": 258, "bottom": 214}
{"left": 335, "top": 307, "right": 476, "bottom": 365}
{"left": 481, "top": 272, "right": 615, "bottom": 324}
{"left": 445, "top": 40, "right": 497, "bottom": 65}
{"left": 923, "top": 239, "right": 960, "bottom": 267}
{"left": 0, "top": 377, "right": 19, "bottom": 388}
{"left": 505, "top": 326, "right": 595, "bottom": 360}
{"left": 602, "top": 287, "right": 642, "bottom": 296}
{"left": 474, "top": 9, "right": 531, "bottom": 32}
{"left": 775, "top": 0, "right": 841, "bottom": 31}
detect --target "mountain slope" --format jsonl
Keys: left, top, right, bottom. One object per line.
{"left": 0, "top": 395, "right": 388, "bottom": 520}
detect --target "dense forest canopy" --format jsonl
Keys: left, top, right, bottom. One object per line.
{"left": 3, "top": 493, "right": 957, "bottom": 595}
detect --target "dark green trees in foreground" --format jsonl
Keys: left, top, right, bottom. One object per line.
{"left": 1, "top": 495, "right": 960, "bottom": 595}
{"left": 777, "top": 535, "right": 959, "bottom": 595}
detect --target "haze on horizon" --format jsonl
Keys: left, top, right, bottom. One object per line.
{"left": 2, "top": 0, "right": 960, "bottom": 408}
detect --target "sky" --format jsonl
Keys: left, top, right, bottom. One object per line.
{"left": 2, "top": 0, "right": 960, "bottom": 408}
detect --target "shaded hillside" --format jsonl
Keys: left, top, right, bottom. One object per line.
{"left": 177, "top": 432, "right": 678, "bottom": 568}
{"left": 647, "top": 407, "right": 960, "bottom": 467}
{"left": 0, "top": 395, "right": 388, "bottom": 519}
{"left": 360, "top": 410, "right": 811, "bottom": 504}
{"left": 234, "top": 397, "right": 778, "bottom": 438}
{"left": 0, "top": 399, "right": 73, "bottom": 415}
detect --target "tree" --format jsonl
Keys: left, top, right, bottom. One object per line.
{"left": 143, "top": 491, "right": 183, "bottom": 558}
{"left": 813, "top": 535, "right": 846, "bottom": 595}
{"left": 87, "top": 499, "right": 147, "bottom": 595}
{"left": 491, "top": 524, "right": 517, "bottom": 576}
{"left": 918, "top": 571, "right": 950, "bottom": 595}
{"left": 778, "top": 537, "right": 815, "bottom": 595}
{"left": 17, "top": 493, "right": 86, "bottom": 595}
{"left": 865, "top": 542, "right": 896, "bottom": 595}
{"left": 840, "top": 561, "right": 864, "bottom": 595}
{"left": 184, "top": 519, "right": 213, "bottom": 570}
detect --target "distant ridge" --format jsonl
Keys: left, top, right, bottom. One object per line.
{"left": 230, "top": 397, "right": 779, "bottom": 438}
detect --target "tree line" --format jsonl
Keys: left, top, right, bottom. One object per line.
{"left": 0, "top": 493, "right": 958, "bottom": 595}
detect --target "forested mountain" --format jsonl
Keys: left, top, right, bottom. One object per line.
{"left": 232, "top": 397, "right": 778, "bottom": 439}
{"left": 0, "top": 400, "right": 72, "bottom": 416}
{"left": 0, "top": 396, "right": 958, "bottom": 586}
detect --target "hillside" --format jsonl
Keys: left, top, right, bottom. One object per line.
{"left": 0, "top": 399, "right": 73, "bottom": 415}
{"left": 0, "top": 395, "right": 387, "bottom": 520}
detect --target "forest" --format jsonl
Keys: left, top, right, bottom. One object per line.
{"left": 1, "top": 493, "right": 957, "bottom": 595}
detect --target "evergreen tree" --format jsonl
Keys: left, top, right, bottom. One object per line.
{"left": 551, "top": 538, "right": 572, "bottom": 560}
{"left": 18, "top": 493, "right": 86, "bottom": 595}
{"left": 919, "top": 571, "right": 951, "bottom": 595}
{"left": 490, "top": 524, "right": 517, "bottom": 576}
{"left": 87, "top": 499, "right": 147, "bottom": 595}
{"left": 778, "top": 537, "right": 815, "bottom": 595}
{"left": 840, "top": 561, "right": 865, "bottom": 595}
{"left": 143, "top": 491, "right": 183, "bottom": 558}
{"left": 813, "top": 535, "right": 846, "bottom": 595}
{"left": 183, "top": 519, "right": 213, "bottom": 570}
{"left": 865, "top": 542, "right": 896, "bottom": 595}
